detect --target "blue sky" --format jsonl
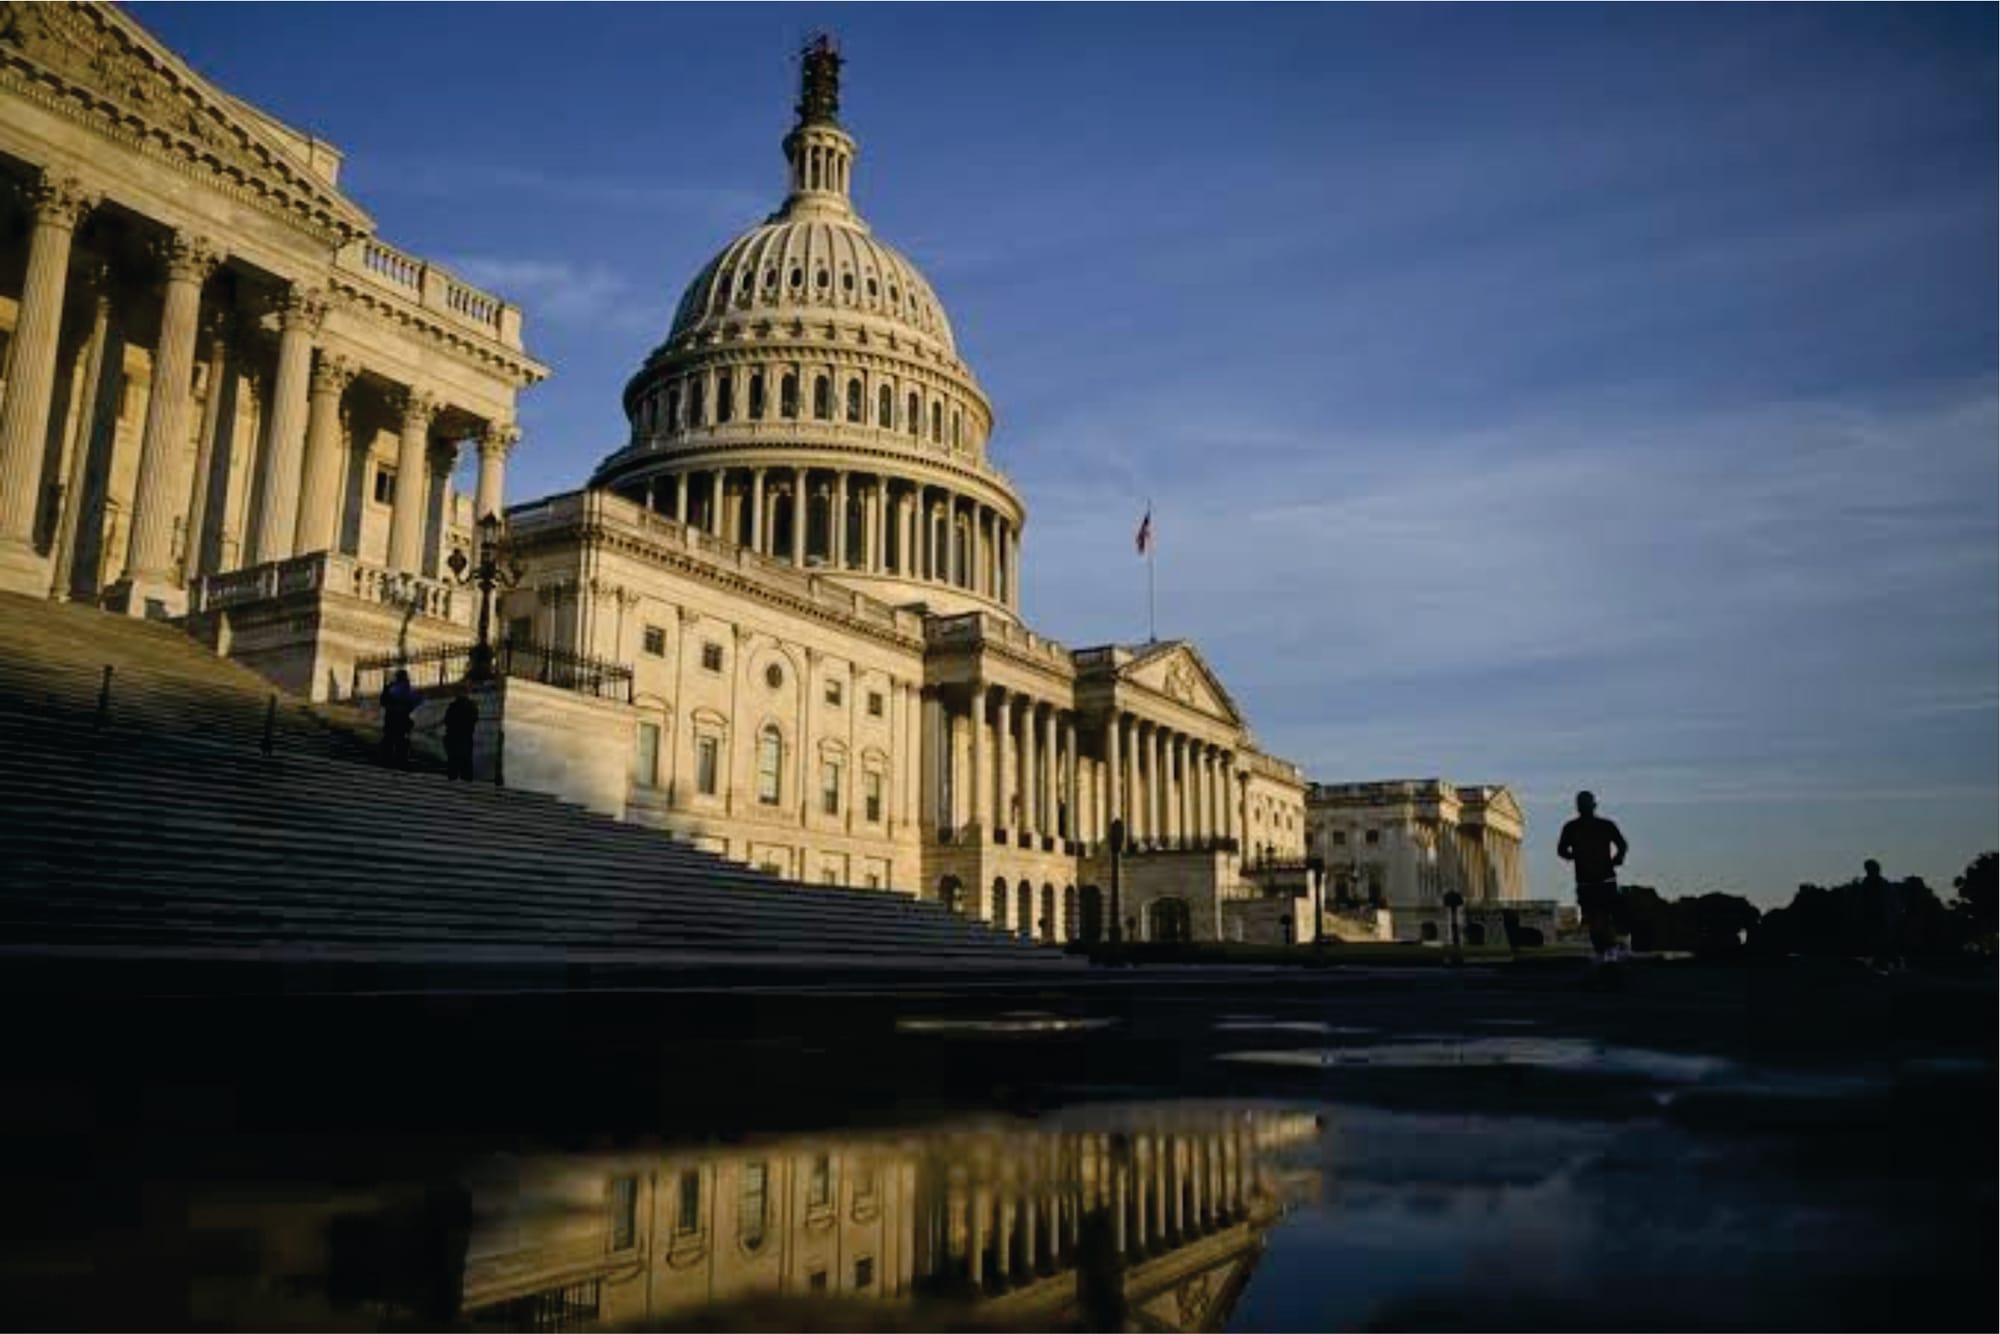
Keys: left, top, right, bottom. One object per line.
{"left": 134, "top": 4, "right": 1996, "bottom": 905}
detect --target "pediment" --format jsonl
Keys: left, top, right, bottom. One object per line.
{"left": 0, "top": 1, "right": 372, "bottom": 240}
{"left": 1123, "top": 642, "right": 1242, "bottom": 727}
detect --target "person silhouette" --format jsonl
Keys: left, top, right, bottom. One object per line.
{"left": 1859, "top": 858, "right": 1905, "bottom": 973}
{"left": 1558, "top": 790, "right": 1628, "bottom": 962}
{"left": 442, "top": 687, "right": 479, "bottom": 781}
{"left": 379, "top": 668, "right": 421, "bottom": 770}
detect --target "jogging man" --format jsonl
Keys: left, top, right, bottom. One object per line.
{"left": 1558, "top": 790, "right": 1629, "bottom": 962}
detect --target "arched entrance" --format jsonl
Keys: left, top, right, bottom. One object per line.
{"left": 1040, "top": 884, "right": 1057, "bottom": 943}
{"left": 1063, "top": 885, "right": 1079, "bottom": 941}
{"left": 1148, "top": 897, "right": 1192, "bottom": 944}
{"left": 936, "top": 875, "right": 963, "bottom": 915}
{"left": 1078, "top": 886, "right": 1104, "bottom": 944}
{"left": 1421, "top": 921, "right": 1440, "bottom": 943}
{"left": 989, "top": 877, "right": 1009, "bottom": 931}
{"left": 1015, "top": 880, "right": 1034, "bottom": 941}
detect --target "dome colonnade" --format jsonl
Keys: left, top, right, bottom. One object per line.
{"left": 592, "top": 34, "right": 1024, "bottom": 620}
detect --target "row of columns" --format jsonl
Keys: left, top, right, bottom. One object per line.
{"left": 632, "top": 467, "right": 1017, "bottom": 606}
{"left": 939, "top": 1123, "right": 1265, "bottom": 1291}
{"left": 0, "top": 167, "right": 517, "bottom": 607}
{"left": 930, "top": 688, "right": 1249, "bottom": 852}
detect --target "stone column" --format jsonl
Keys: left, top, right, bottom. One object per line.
{"left": 832, "top": 470, "right": 848, "bottom": 568}
{"left": 248, "top": 284, "right": 323, "bottom": 564}
{"left": 1008, "top": 528, "right": 1022, "bottom": 609}
{"left": 50, "top": 276, "right": 115, "bottom": 598}
{"left": 996, "top": 692, "right": 1016, "bottom": 834}
{"left": 114, "top": 230, "right": 220, "bottom": 615}
{"left": 749, "top": 467, "right": 766, "bottom": 553}
{"left": 790, "top": 467, "right": 807, "bottom": 563}
{"left": 1048, "top": 708, "right": 1064, "bottom": 844}
{"left": 1105, "top": 714, "right": 1123, "bottom": 835}
{"left": 1062, "top": 714, "right": 1077, "bottom": 842}
{"left": 969, "top": 684, "right": 990, "bottom": 831}
{"left": 708, "top": 469, "right": 724, "bottom": 537}
{"left": 0, "top": 172, "right": 95, "bottom": 592}
{"left": 386, "top": 389, "right": 439, "bottom": 574}
{"left": 870, "top": 478, "right": 887, "bottom": 572}
{"left": 672, "top": 472, "right": 689, "bottom": 524}
{"left": 471, "top": 419, "right": 517, "bottom": 532}
{"left": 292, "top": 353, "right": 358, "bottom": 556}
{"left": 1021, "top": 698, "right": 1039, "bottom": 838}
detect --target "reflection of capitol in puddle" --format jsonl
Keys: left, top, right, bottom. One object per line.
{"left": 462, "top": 1105, "right": 1322, "bottom": 1331}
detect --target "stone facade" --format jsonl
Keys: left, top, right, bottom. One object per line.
{"left": 0, "top": 1, "right": 542, "bottom": 642}
{"left": 1305, "top": 779, "right": 1529, "bottom": 909}
{"left": 0, "top": 11, "right": 1314, "bottom": 944}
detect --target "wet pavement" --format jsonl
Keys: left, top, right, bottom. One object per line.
{"left": 0, "top": 959, "right": 1992, "bottom": 1330}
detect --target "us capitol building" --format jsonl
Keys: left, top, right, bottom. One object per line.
{"left": 0, "top": 5, "right": 1529, "bottom": 942}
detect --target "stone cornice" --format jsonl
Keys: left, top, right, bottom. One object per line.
{"left": 327, "top": 278, "right": 549, "bottom": 388}
{"left": 0, "top": 0, "right": 369, "bottom": 245}
{"left": 597, "top": 439, "right": 1024, "bottom": 521}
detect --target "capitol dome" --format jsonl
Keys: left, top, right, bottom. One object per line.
{"left": 594, "top": 36, "right": 1024, "bottom": 622}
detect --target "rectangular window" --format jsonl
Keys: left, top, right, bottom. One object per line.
{"left": 1365, "top": 829, "right": 1380, "bottom": 846}
{"left": 1332, "top": 830, "right": 1347, "bottom": 846}
{"left": 867, "top": 691, "right": 884, "bottom": 718}
{"left": 740, "top": 1163, "right": 768, "bottom": 1248}
{"left": 507, "top": 615, "right": 533, "bottom": 647}
{"left": 676, "top": 1169, "right": 700, "bottom": 1236}
{"left": 822, "top": 760, "right": 842, "bottom": 816}
{"left": 808, "top": 1270, "right": 827, "bottom": 1293}
{"left": 642, "top": 625, "right": 666, "bottom": 657}
{"left": 825, "top": 680, "right": 843, "bottom": 707}
{"left": 854, "top": 1257, "right": 874, "bottom": 1289}
{"left": 809, "top": 1154, "right": 832, "bottom": 1208}
{"left": 609, "top": 1176, "right": 638, "bottom": 1251}
{"left": 757, "top": 732, "right": 782, "bottom": 805}
{"left": 696, "top": 736, "right": 719, "bottom": 796}
{"left": 701, "top": 641, "right": 724, "bottom": 673}
{"left": 864, "top": 771, "right": 883, "bottom": 824}
{"left": 372, "top": 464, "right": 396, "bottom": 505}
{"left": 633, "top": 722, "right": 660, "bottom": 789}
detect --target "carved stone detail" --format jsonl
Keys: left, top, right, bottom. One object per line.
{"left": 24, "top": 169, "right": 96, "bottom": 229}
{"left": 309, "top": 353, "right": 357, "bottom": 397}
{"left": 156, "top": 229, "right": 222, "bottom": 285}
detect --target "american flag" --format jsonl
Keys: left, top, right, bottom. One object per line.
{"left": 1135, "top": 505, "right": 1152, "bottom": 555}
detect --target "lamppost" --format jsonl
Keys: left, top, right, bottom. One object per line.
{"left": 445, "top": 512, "right": 526, "bottom": 682}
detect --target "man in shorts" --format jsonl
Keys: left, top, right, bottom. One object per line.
{"left": 1558, "top": 790, "right": 1629, "bottom": 962}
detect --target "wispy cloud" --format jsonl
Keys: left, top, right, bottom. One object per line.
{"left": 441, "top": 256, "right": 654, "bottom": 333}
{"left": 346, "top": 158, "right": 764, "bottom": 224}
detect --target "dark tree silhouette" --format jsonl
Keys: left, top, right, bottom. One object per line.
{"left": 1951, "top": 852, "right": 1996, "bottom": 950}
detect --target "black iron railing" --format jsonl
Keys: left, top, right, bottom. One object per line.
{"left": 352, "top": 638, "right": 634, "bottom": 703}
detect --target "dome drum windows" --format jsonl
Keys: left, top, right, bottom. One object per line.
{"left": 716, "top": 373, "right": 734, "bottom": 424}
{"left": 665, "top": 386, "right": 683, "bottom": 432}
{"left": 749, "top": 371, "right": 766, "bottom": 419}
{"left": 845, "top": 379, "right": 863, "bottom": 423}
{"left": 906, "top": 392, "right": 920, "bottom": 438}
{"left": 877, "top": 384, "right": 894, "bottom": 428}
{"left": 930, "top": 402, "right": 942, "bottom": 444}
{"left": 781, "top": 373, "right": 800, "bottom": 419}
{"left": 812, "top": 375, "right": 832, "bottom": 421}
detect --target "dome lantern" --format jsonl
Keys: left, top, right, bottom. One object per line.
{"left": 779, "top": 34, "right": 858, "bottom": 224}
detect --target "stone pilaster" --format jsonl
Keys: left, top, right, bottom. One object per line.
{"left": 248, "top": 284, "right": 324, "bottom": 564}
{"left": 111, "top": 229, "right": 220, "bottom": 616}
{"left": 0, "top": 172, "right": 96, "bottom": 593}
{"left": 969, "top": 684, "right": 989, "bottom": 832}
{"left": 293, "top": 353, "right": 358, "bottom": 556}
{"left": 386, "top": 388, "right": 439, "bottom": 574}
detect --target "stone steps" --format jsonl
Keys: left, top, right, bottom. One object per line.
{"left": 0, "top": 597, "right": 1071, "bottom": 976}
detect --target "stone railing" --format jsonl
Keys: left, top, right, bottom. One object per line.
{"left": 192, "top": 552, "right": 470, "bottom": 625}
{"left": 924, "top": 609, "right": 1073, "bottom": 674}
{"left": 508, "top": 490, "right": 927, "bottom": 640}
{"left": 334, "top": 237, "right": 523, "bottom": 350}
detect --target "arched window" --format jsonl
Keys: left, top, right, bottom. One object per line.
{"left": 757, "top": 727, "right": 783, "bottom": 806}
{"left": 781, "top": 374, "right": 799, "bottom": 419}
{"left": 931, "top": 402, "right": 942, "bottom": 443}
{"left": 845, "top": 379, "right": 863, "bottom": 423}
{"left": 665, "top": 386, "right": 682, "bottom": 431}
{"left": 878, "top": 384, "right": 894, "bottom": 427}
{"left": 749, "top": 371, "right": 766, "bottom": 419}
{"left": 906, "top": 393, "right": 920, "bottom": 437}
{"left": 813, "top": 375, "right": 831, "bottom": 420}
{"left": 990, "top": 878, "right": 1009, "bottom": 931}
{"left": 716, "top": 373, "right": 734, "bottom": 423}
{"left": 952, "top": 412, "right": 962, "bottom": 448}
{"left": 688, "top": 380, "right": 705, "bottom": 426}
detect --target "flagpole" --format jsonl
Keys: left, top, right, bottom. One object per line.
{"left": 1146, "top": 498, "right": 1156, "bottom": 643}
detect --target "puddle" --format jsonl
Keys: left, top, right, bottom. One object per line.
{"left": 1213, "top": 1020, "right": 1380, "bottom": 1036}
{"left": 1216, "top": 1037, "right": 1731, "bottom": 1082}
{"left": 895, "top": 1012, "right": 1117, "bottom": 1035}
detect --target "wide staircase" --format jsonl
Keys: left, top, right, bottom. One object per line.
{"left": 0, "top": 593, "right": 1071, "bottom": 987}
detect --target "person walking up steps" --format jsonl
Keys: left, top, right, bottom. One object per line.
{"left": 1558, "top": 790, "right": 1629, "bottom": 964}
